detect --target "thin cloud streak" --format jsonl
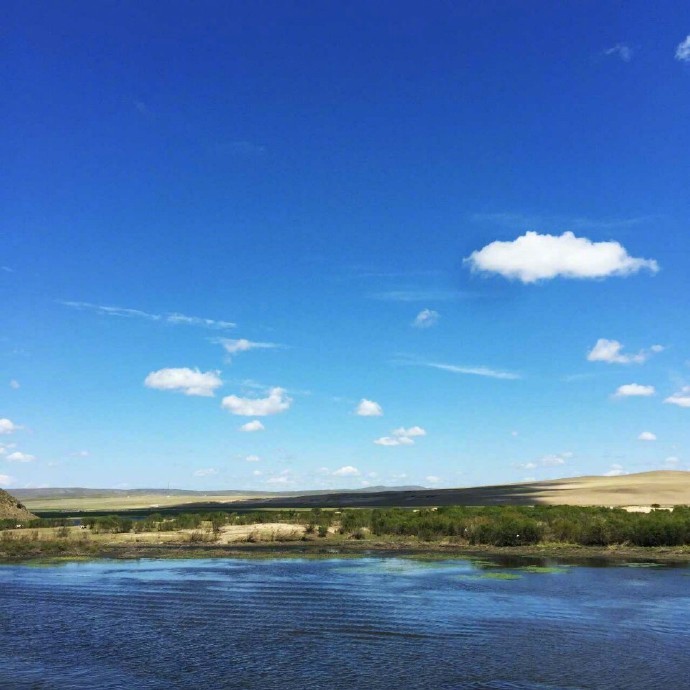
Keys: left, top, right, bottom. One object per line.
{"left": 60, "top": 301, "right": 235, "bottom": 330}
{"left": 369, "top": 290, "right": 474, "bottom": 302}
{"left": 396, "top": 358, "right": 522, "bottom": 380}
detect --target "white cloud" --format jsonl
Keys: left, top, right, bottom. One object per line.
{"left": 266, "top": 470, "right": 293, "bottom": 485}
{"left": 0, "top": 419, "right": 20, "bottom": 435}
{"left": 675, "top": 35, "right": 690, "bottom": 62}
{"left": 425, "top": 475, "right": 440, "bottom": 484}
{"left": 665, "top": 456, "right": 679, "bottom": 466}
{"left": 240, "top": 420, "right": 265, "bottom": 432}
{"left": 604, "top": 464, "right": 626, "bottom": 477}
{"left": 222, "top": 387, "right": 291, "bottom": 416}
{"left": 6, "top": 451, "right": 35, "bottom": 463}
{"left": 604, "top": 44, "right": 633, "bottom": 62}
{"left": 516, "top": 462, "right": 537, "bottom": 470}
{"left": 73, "top": 450, "right": 90, "bottom": 457}
{"left": 412, "top": 309, "right": 439, "bottom": 329}
{"left": 638, "top": 431, "right": 657, "bottom": 442}
{"left": 356, "top": 399, "right": 383, "bottom": 416}
{"left": 375, "top": 426, "right": 426, "bottom": 446}
{"left": 540, "top": 452, "right": 571, "bottom": 467}
{"left": 417, "top": 361, "right": 521, "bottom": 380}
{"left": 465, "top": 231, "right": 659, "bottom": 283}
{"left": 664, "top": 386, "right": 690, "bottom": 408}
{"left": 61, "top": 301, "right": 235, "bottom": 330}
{"left": 333, "top": 465, "right": 360, "bottom": 477}
{"left": 0, "top": 474, "right": 12, "bottom": 487}
{"left": 217, "top": 338, "right": 280, "bottom": 359}
{"left": 245, "top": 455, "right": 261, "bottom": 463}
{"left": 374, "top": 436, "right": 403, "bottom": 447}
{"left": 587, "top": 339, "right": 662, "bottom": 365}
{"left": 144, "top": 367, "right": 222, "bottom": 397}
{"left": 9, "top": 380, "right": 20, "bottom": 390}
{"left": 252, "top": 470, "right": 262, "bottom": 476}
{"left": 193, "top": 468, "right": 217, "bottom": 477}
{"left": 392, "top": 426, "right": 426, "bottom": 438}
{"left": 369, "top": 290, "right": 469, "bottom": 302}
{"left": 518, "top": 453, "right": 571, "bottom": 470}
{"left": 614, "top": 383, "right": 655, "bottom": 397}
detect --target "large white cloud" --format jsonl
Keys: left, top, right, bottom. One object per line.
{"left": 222, "top": 387, "right": 291, "bottom": 416}
{"left": 144, "top": 368, "right": 222, "bottom": 397}
{"left": 465, "top": 231, "right": 659, "bottom": 283}
{"left": 664, "top": 386, "right": 690, "bottom": 408}
{"left": 676, "top": 35, "right": 690, "bottom": 62}
{"left": 240, "top": 420, "right": 265, "bottom": 432}
{"left": 587, "top": 339, "right": 662, "bottom": 365}
{"left": 356, "top": 399, "right": 383, "bottom": 416}
{"left": 613, "top": 383, "right": 655, "bottom": 397}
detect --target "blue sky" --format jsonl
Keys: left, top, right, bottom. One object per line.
{"left": 3, "top": 2, "right": 690, "bottom": 490}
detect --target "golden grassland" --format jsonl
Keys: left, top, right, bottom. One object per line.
{"left": 19, "top": 471, "right": 690, "bottom": 513}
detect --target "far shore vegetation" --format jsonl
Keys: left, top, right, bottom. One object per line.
{"left": 3, "top": 504, "right": 690, "bottom": 563}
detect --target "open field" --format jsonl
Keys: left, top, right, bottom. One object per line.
{"left": 13, "top": 471, "right": 690, "bottom": 515}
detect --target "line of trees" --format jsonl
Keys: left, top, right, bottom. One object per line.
{"left": 339, "top": 505, "right": 690, "bottom": 547}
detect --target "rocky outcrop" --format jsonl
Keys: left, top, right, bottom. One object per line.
{"left": 0, "top": 488, "right": 37, "bottom": 522}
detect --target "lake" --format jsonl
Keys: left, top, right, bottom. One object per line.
{"left": 1, "top": 557, "right": 689, "bottom": 689}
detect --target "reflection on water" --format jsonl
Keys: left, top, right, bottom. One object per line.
{"left": 1, "top": 557, "right": 689, "bottom": 689}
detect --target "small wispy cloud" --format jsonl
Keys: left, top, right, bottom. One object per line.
{"left": 369, "top": 290, "right": 472, "bottom": 302}
{"left": 215, "top": 338, "right": 282, "bottom": 360}
{"left": 675, "top": 35, "right": 690, "bottom": 62}
{"left": 193, "top": 468, "right": 217, "bottom": 477}
{"left": 60, "top": 301, "right": 235, "bottom": 330}
{"left": 412, "top": 309, "right": 439, "bottom": 329}
{"left": 240, "top": 420, "right": 265, "bottom": 432}
{"left": 406, "top": 360, "right": 522, "bottom": 381}
{"left": 604, "top": 44, "right": 633, "bottom": 62}
{"left": 470, "top": 211, "right": 652, "bottom": 233}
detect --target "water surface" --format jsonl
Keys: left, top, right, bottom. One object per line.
{"left": 1, "top": 557, "right": 688, "bottom": 689}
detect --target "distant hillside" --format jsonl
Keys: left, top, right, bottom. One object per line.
{"left": 17, "top": 472, "right": 690, "bottom": 514}
{"left": 175, "top": 471, "right": 690, "bottom": 510}
{"left": 0, "top": 489, "right": 36, "bottom": 522}
{"left": 13, "top": 485, "right": 424, "bottom": 500}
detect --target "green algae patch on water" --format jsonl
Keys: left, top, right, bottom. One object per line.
{"left": 479, "top": 572, "right": 522, "bottom": 580}
{"left": 518, "top": 565, "right": 569, "bottom": 574}
{"left": 622, "top": 562, "right": 665, "bottom": 568}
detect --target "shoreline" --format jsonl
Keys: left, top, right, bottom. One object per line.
{"left": 2, "top": 539, "right": 690, "bottom": 566}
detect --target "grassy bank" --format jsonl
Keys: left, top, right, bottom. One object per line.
{"left": 2, "top": 525, "right": 690, "bottom": 565}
